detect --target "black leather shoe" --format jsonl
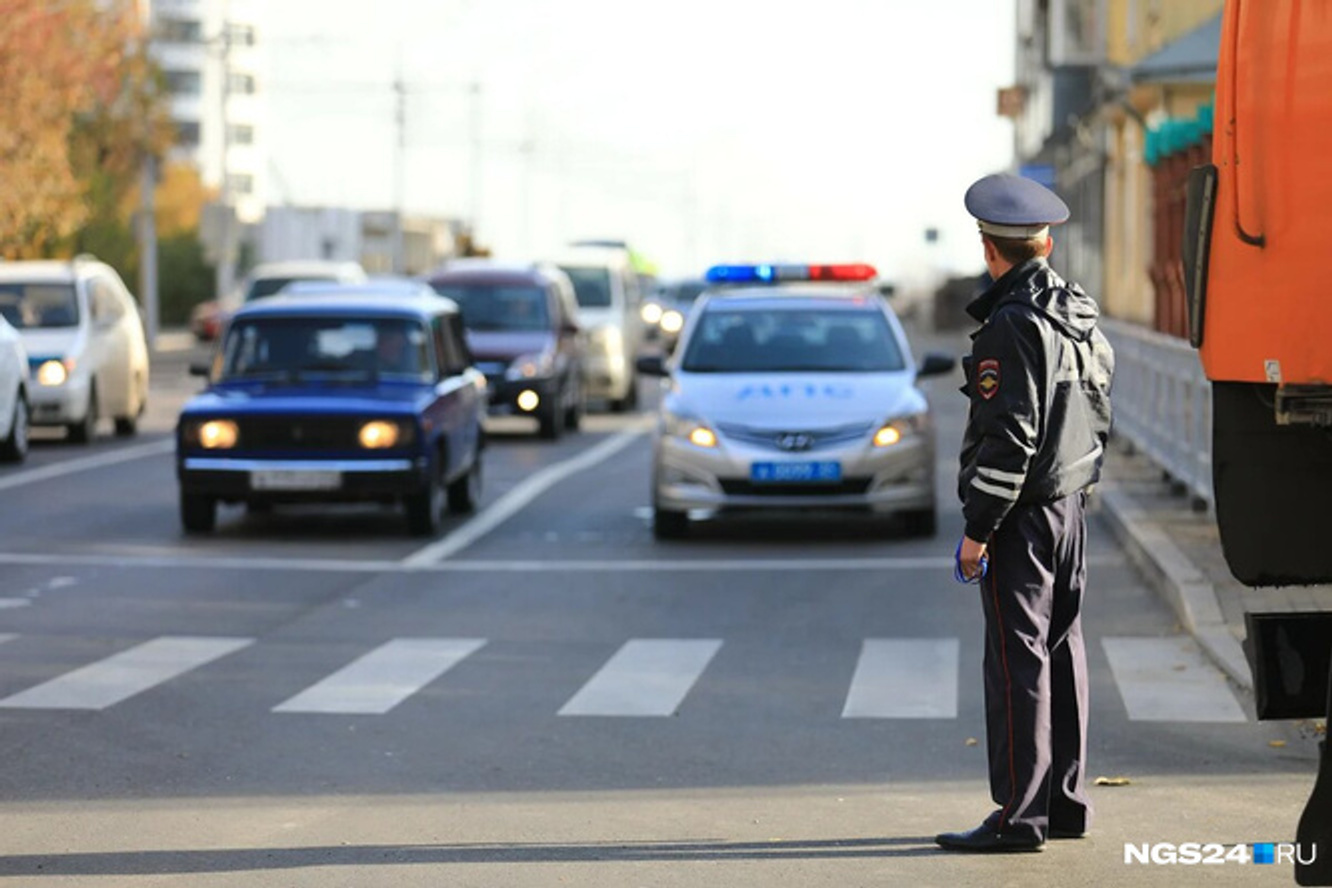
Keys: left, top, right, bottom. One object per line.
{"left": 1048, "top": 827, "right": 1086, "bottom": 840}
{"left": 935, "top": 823, "right": 1045, "bottom": 853}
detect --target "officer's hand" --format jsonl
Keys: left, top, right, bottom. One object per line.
{"left": 959, "top": 536, "right": 988, "bottom": 581}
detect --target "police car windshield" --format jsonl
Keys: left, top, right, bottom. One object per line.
{"left": 431, "top": 284, "right": 549, "bottom": 332}
{"left": 0, "top": 283, "right": 80, "bottom": 329}
{"left": 681, "top": 307, "right": 905, "bottom": 373}
{"left": 219, "top": 316, "right": 432, "bottom": 381}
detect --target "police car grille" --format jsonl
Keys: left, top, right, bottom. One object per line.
{"left": 714, "top": 422, "right": 873, "bottom": 451}
{"left": 719, "top": 478, "right": 873, "bottom": 496}
{"left": 237, "top": 417, "right": 365, "bottom": 450}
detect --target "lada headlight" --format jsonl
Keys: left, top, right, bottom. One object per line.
{"left": 188, "top": 419, "right": 239, "bottom": 450}
{"left": 358, "top": 420, "right": 413, "bottom": 449}
{"left": 36, "top": 359, "right": 73, "bottom": 386}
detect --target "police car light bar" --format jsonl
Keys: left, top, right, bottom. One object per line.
{"left": 704, "top": 263, "right": 877, "bottom": 284}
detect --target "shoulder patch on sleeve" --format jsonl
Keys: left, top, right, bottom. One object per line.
{"left": 977, "top": 359, "right": 1000, "bottom": 399}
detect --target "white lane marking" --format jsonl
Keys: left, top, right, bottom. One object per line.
{"left": 0, "top": 438, "right": 175, "bottom": 493}
{"left": 0, "top": 633, "right": 16, "bottom": 645}
{"left": 0, "top": 598, "right": 32, "bottom": 609}
{"left": 559, "top": 639, "right": 722, "bottom": 717}
{"left": 401, "top": 426, "right": 649, "bottom": 567}
{"left": 0, "top": 636, "right": 253, "bottom": 710}
{"left": 842, "top": 638, "right": 959, "bottom": 719}
{"left": 274, "top": 638, "right": 486, "bottom": 715}
{"left": 1102, "top": 636, "right": 1247, "bottom": 723}
{"left": 0, "top": 551, "right": 1125, "bottom": 573}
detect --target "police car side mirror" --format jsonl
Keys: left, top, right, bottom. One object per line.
{"left": 636, "top": 354, "right": 669, "bottom": 377}
{"left": 917, "top": 353, "right": 955, "bottom": 378}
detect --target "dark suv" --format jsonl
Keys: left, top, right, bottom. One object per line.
{"left": 426, "top": 262, "right": 585, "bottom": 439}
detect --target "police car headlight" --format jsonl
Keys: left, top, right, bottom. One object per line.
{"left": 659, "top": 310, "right": 685, "bottom": 334}
{"left": 189, "top": 419, "right": 239, "bottom": 450}
{"left": 36, "top": 359, "right": 73, "bottom": 386}
{"left": 873, "top": 413, "right": 929, "bottom": 447}
{"left": 641, "top": 302, "right": 664, "bottom": 324}
{"left": 663, "top": 411, "right": 718, "bottom": 449}
{"left": 505, "top": 351, "right": 555, "bottom": 381}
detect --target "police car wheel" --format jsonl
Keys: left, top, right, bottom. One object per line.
{"left": 901, "top": 507, "right": 937, "bottom": 538}
{"left": 652, "top": 507, "right": 688, "bottom": 540}
{"left": 180, "top": 493, "right": 217, "bottom": 534}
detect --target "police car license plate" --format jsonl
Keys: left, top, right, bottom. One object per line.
{"left": 251, "top": 469, "right": 342, "bottom": 491}
{"left": 750, "top": 461, "right": 841, "bottom": 483}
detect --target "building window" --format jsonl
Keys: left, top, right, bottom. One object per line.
{"left": 231, "top": 174, "right": 254, "bottom": 195}
{"left": 156, "top": 17, "right": 202, "bottom": 43}
{"left": 227, "top": 24, "right": 256, "bottom": 47}
{"left": 229, "top": 72, "right": 257, "bottom": 95}
{"left": 229, "top": 124, "right": 255, "bottom": 145}
{"left": 164, "top": 70, "right": 202, "bottom": 96}
{"left": 176, "top": 120, "right": 201, "bottom": 147}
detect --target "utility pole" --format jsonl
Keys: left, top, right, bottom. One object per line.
{"left": 139, "top": 155, "right": 159, "bottom": 348}
{"left": 393, "top": 70, "right": 406, "bottom": 273}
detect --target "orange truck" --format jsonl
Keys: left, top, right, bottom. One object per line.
{"left": 1184, "top": 1, "right": 1332, "bottom": 882}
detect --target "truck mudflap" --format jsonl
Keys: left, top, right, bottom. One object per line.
{"left": 1246, "top": 613, "right": 1332, "bottom": 885}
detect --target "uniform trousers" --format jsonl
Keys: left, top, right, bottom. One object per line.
{"left": 979, "top": 490, "right": 1092, "bottom": 841}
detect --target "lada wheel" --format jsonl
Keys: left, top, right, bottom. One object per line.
{"left": 447, "top": 457, "right": 482, "bottom": 514}
{"left": 180, "top": 493, "right": 217, "bottom": 533}
{"left": 652, "top": 506, "right": 688, "bottom": 540}
{"left": 405, "top": 464, "right": 445, "bottom": 536}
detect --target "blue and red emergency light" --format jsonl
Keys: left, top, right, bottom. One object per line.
{"left": 705, "top": 263, "right": 878, "bottom": 284}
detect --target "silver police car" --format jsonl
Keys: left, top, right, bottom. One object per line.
{"left": 637, "top": 263, "right": 955, "bottom": 539}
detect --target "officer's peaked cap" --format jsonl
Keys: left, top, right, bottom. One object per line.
{"left": 964, "top": 173, "right": 1070, "bottom": 239}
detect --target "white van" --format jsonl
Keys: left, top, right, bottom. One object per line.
{"left": 551, "top": 246, "right": 644, "bottom": 411}
{"left": 0, "top": 256, "right": 150, "bottom": 442}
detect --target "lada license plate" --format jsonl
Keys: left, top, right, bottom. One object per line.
{"left": 750, "top": 461, "right": 841, "bottom": 483}
{"left": 251, "top": 469, "right": 342, "bottom": 491}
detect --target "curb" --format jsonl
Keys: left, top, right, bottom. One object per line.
{"left": 1096, "top": 481, "right": 1253, "bottom": 692}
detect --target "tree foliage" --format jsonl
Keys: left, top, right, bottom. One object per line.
{"left": 0, "top": 0, "right": 171, "bottom": 259}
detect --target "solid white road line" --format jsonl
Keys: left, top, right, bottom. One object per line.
{"left": 0, "top": 438, "right": 175, "bottom": 493}
{"left": 842, "top": 638, "right": 960, "bottom": 719}
{"left": 401, "top": 426, "right": 649, "bottom": 568}
{"left": 0, "top": 633, "right": 15, "bottom": 646}
{"left": 273, "top": 638, "right": 487, "bottom": 715}
{"left": 0, "top": 636, "right": 253, "bottom": 710}
{"left": 559, "top": 639, "right": 722, "bottom": 717}
{"left": 1102, "top": 636, "right": 1247, "bottom": 723}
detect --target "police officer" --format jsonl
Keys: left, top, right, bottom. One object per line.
{"left": 937, "top": 174, "right": 1114, "bottom": 853}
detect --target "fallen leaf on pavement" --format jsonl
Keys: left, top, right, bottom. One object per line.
{"left": 1094, "top": 776, "right": 1132, "bottom": 787}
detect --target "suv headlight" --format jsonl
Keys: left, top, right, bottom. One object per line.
{"left": 505, "top": 351, "right": 555, "bottom": 381}
{"left": 663, "top": 410, "right": 718, "bottom": 449}
{"left": 873, "top": 412, "right": 929, "bottom": 447}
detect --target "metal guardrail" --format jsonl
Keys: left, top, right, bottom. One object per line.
{"left": 1100, "top": 318, "right": 1213, "bottom": 506}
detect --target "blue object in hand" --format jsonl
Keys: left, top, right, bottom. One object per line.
{"left": 954, "top": 538, "right": 989, "bottom": 585}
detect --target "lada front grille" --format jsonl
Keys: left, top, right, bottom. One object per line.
{"left": 236, "top": 416, "right": 367, "bottom": 451}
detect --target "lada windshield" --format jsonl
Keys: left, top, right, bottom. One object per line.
{"left": 681, "top": 307, "right": 906, "bottom": 373}
{"left": 0, "top": 283, "right": 80, "bottom": 329}
{"left": 219, "top": 316, "right": 432, "bottom": 381}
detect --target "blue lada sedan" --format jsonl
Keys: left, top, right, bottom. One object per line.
{"left": 176, "top": 283, "right": 486, "bottom": 536}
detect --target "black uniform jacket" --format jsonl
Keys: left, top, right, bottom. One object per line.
{"left": 958, "top": 259, "right": 1114, "bottom": 542}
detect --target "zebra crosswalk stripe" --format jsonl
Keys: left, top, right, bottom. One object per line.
{"left": 1102, "top": 636, "right": 1247, "bottom": 723}
{"left": 0, "top": 636, "right": 254, "bottom": 711}
{"left": 842, "top": 638, "right": 959, "bottom": 718}
{"left": 273, "top": 638, "right": 487, "bottom": 715}
{"left": 559, "top": 639, "right": 722, "bottom": 717}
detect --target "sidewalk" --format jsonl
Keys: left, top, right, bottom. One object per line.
{"left": 1096, "top": 438, "right": 1332, "bottom": 694}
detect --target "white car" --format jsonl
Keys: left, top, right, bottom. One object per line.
{"left": 0, "top": 256, "right": 150, "bottom": 442}
{"left": 637, "top": 263, "right": 955, "bottom": 539}
{"left": 551, "top": 246, "right": 646, "bottom": 412}
{"left": 0, "top": 314, "right": 30, "bottom": 462}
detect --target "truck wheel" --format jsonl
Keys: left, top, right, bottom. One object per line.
{"left": 180, "top": 493, "right": 217, "bottom": 533}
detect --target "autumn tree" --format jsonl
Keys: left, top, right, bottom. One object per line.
{"left": 0, "top": 0, "right": 170, "bottom": 259}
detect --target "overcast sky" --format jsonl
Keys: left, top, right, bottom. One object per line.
{"left": 262, "top": 1, "right": 1017, "bottom": 283}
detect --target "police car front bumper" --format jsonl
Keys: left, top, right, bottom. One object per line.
{"left": 652, "top": 431, "right": 936, "bottom": 514}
